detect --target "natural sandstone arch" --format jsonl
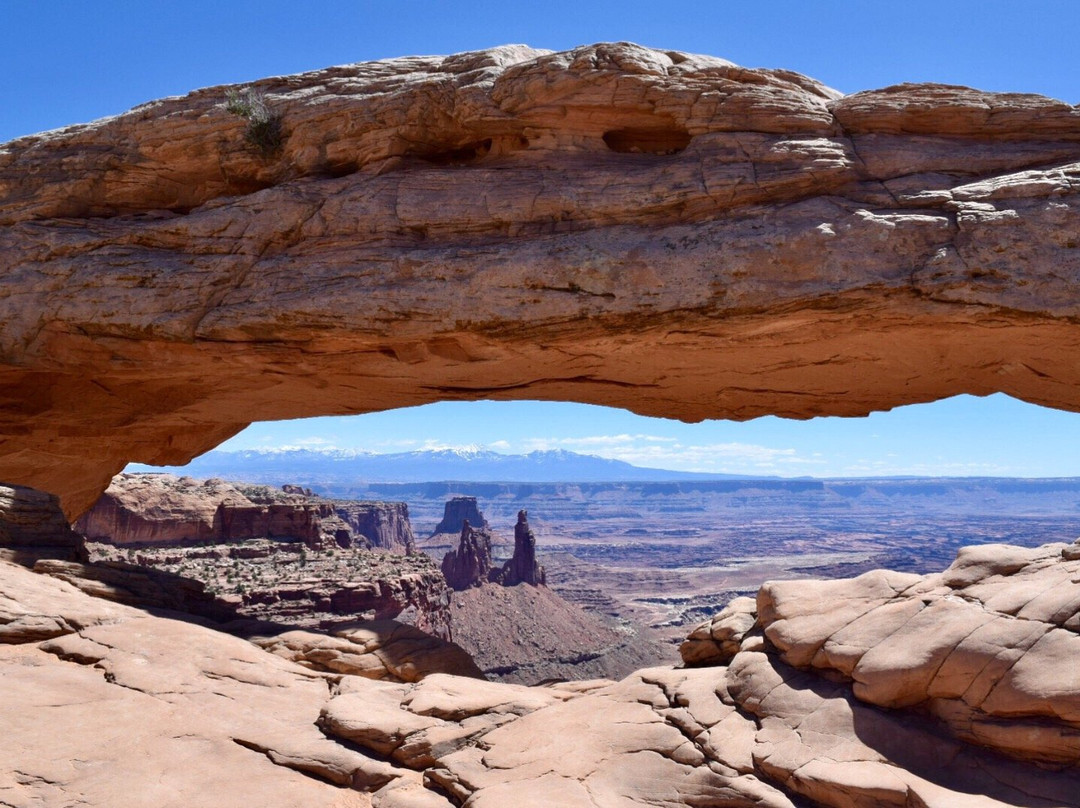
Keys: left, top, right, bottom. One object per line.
{"left": 1, "top": 42, "right": 1079, "bottom": 518}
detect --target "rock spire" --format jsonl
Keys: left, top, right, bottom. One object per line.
{"left": 497, "top": 510, "right": 545, "bottom": 587}
{"left": 440, "top": 520, "right": 495, "bottom": 591}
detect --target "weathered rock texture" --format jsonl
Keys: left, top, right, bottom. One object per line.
{"left": 495, "top": 509, "right": 545, "bottom": 586}
{"left": 79, "top": 473, "right": 415, "bottom": 554}
{"left": 9, "top": 545, "right": 1080, "bottom": 808}
{"left": 336, "top": 501, "right": 415, "bottom": 553}
{"left": 252, "top": 620, "right": 485, "bottom": 682}
{"left": 683, "top": 539, "right": 1080, "bottom": 775}
{"left": 77, "top": 473, "right": 359, "bottom": 550}
{"left": 431, "top": 497, "right": 489, "bottom": 538}
{"left": 440, "top": 520, "right": 494, "bottom": 591}
{"left": 34, "top": 556, "right": 238, "bottom": 621}
{"left": 88, "top": 536, "right": 455, "bottom": 639}
{"left": 3, "top": 43, "right": 1080, "bottom": 517}
{"left": 756, "top": 541, "right": 1080, "bottom": 768}
{"left": 0, "top": 483, "right": 87, "bottom": 566}
{"left": 60, "top": 473, "right": 449, "bottom": 635}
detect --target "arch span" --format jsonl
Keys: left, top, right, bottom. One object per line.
{"left": 2, "top": 43, "right": 1079, "bottom": 517}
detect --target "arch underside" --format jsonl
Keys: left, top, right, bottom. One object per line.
{"left": 1, "top": 43, "right": 1078, "bottom": 516}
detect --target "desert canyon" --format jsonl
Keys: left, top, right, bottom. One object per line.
{"left": 3, "top": 42, "right": 1080, "bottom": 806}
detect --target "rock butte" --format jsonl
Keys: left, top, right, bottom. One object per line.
{"left": 2, "top": 41, "right": 1080, "bottom": 519}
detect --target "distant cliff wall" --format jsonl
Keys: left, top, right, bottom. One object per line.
{"left": 75, "top": 473, "right": 415, "bottom": 553}
{"left": 335, "top": 501, "right": 414, "bottom": 553}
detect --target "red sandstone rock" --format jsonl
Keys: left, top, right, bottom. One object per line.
{"left": 253, "top": 620, "right": 484, "bottom": 682}
{"left": 757, "top": 541, "right": 1080, "bottom": 766}
{"left": 680, "top": 595, "right": 759, "bottom": 666}
{"left": 0, "top": 483, "right": 87, "bottom": 566}
{"left": 493, "top": 509, "right": 545, "bottom": 587}
{"left": 431, "top": 498, "right": 489, "bottom": 537}
{"left": 6, "top": 542, "right": 1080, "bottom": 806}
{"left": 440, "top": 520, "right": 494, "bottom": 591}
{"left": 77, "top": 473, "right": 415, "bottom": 553}
{"left": 1, "top": 43, "right": 1078, "bottom": 516}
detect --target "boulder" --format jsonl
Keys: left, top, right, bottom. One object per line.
{"left": 757, "top": 542, "right": 1080, "bottom": 765}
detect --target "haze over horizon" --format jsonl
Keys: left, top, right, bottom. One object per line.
{"left": 10, "top": 1, "right": 1079, "bottom": 480}
{"left": 138, "top": 393, "right": 1080, "bottom": 480}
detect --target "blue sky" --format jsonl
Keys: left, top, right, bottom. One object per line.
{"left": 5, "top": 1, "right": 1080, "bottom": 477}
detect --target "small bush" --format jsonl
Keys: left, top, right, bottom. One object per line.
{"left": 225, "top": 87, "right": 284, "bottom": 157}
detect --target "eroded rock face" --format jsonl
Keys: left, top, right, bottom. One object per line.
{"left": 77, "top": 474, "right": 343, "bottom": 549}
{"left": 252, "top": 620, "right": 484, "bottom": 682}
{"left": 0, "top": 483, "right": 87, "bottom": 566}
{"left": 2, "top": 43, "right": 1079, "bottom": 517}
{"left": 494, "top": 509, "right": 545, "bottom": 587}
{"left": 336, "top": 501, "right": 415, "bottom": 553}
{"left": 757, "top": 540, "right": 1080, "bottom": 767}
{"left": 440, "top": 520, "right": 494, "bottom": 591}
{"left": 431, "top": 497, "right": 489, "bottom": 538}
{"left": 78, "top": 472, "right": 416, "bottom": 553}
{"left": 6, "top": 536, "right": 1080, "bottom": 806}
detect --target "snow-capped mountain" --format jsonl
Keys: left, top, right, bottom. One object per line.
{"left": 127, "top": 447, "right": 753, "bottom": 485}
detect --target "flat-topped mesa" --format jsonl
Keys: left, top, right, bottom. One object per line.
{"left": 2, "top": 42, "right": 1080, "bottom": 516}
{"left": 431, "top": 498, "right": 489, "bottom": 538}
{"left": 76, "top": 474, "right": 360, "bottom": 551}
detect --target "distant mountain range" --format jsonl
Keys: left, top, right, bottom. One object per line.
{"left": 128, "top": 447, "right": 760, "bottom": 486}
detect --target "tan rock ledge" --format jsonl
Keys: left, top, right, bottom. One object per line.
{"left": 1, "top": 42, "right": 1079, "bottom": 516}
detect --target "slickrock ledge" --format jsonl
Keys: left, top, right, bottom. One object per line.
{"left": 6, "top": 543, "right": 1080, "bottom": 807}
{"left": 2, "top": 42, "right": 1080, "bottom": 516}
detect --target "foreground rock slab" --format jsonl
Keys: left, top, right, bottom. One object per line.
{"left": 6, "top": 538, "right": 1080, "bottom": 807}
{"left": 1, "top": 42, "right": 1079, "bottom": 516}
{"left": 0, "top": 559, "right": 378, "bottom": 807}
{"left": 758, "top": 540, "right": 1080, "bottom": 768}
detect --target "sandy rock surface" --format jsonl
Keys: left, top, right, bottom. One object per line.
{"left": 759, "top": 540, "right": 1080, "bottom": 767}
{"left": 6, "top": 538, "right": 1080, "bottom": 806}
{"left": 253, "top": 620, "right": 485, "bottom": 682}
{"left": 0, "top": 43, "right": 1078, "bottom": 516}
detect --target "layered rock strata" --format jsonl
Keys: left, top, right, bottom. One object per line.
{"left": 79, "top": 473, "right": 416, "bottom": 551}
{"left": 0, "top": 483, "right": 87, "bottom": 566}
{"left": 494, "top": 509, "right": 545, "bottom": 586}
{"left": 440, "top": 520, "right": 495, "bottom": 591}
{"left": 29, "top": 473, "right": 447, "bottom": 637}
{"left": 430, "top": 498, "right": 489, "bottom": 538}
{"left": 3, "top": 43, "right": 1080, "bottom": 517}
{"left": 89, "top": 537, "right": 454, "bottom": 639}
{"left": 77, "top": 474, "right": 358, "bottom": 550}
{"left": 335, "top": 501, "right": 415, "bottom": 553}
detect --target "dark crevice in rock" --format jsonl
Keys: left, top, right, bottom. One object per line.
{"left": 409, "top": 138, "right": 494, "bottom": 166}
{"left": 602, "top": 127, "right": 692, "bottom": 155}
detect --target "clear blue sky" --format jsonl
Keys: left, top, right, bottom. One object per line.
{"left": 5, "top": 1, "right": 1080, "bottom": 477}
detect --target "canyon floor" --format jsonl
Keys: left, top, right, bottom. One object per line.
{"left": 379, "top": 479, "right": 1080, "bottom": 650}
